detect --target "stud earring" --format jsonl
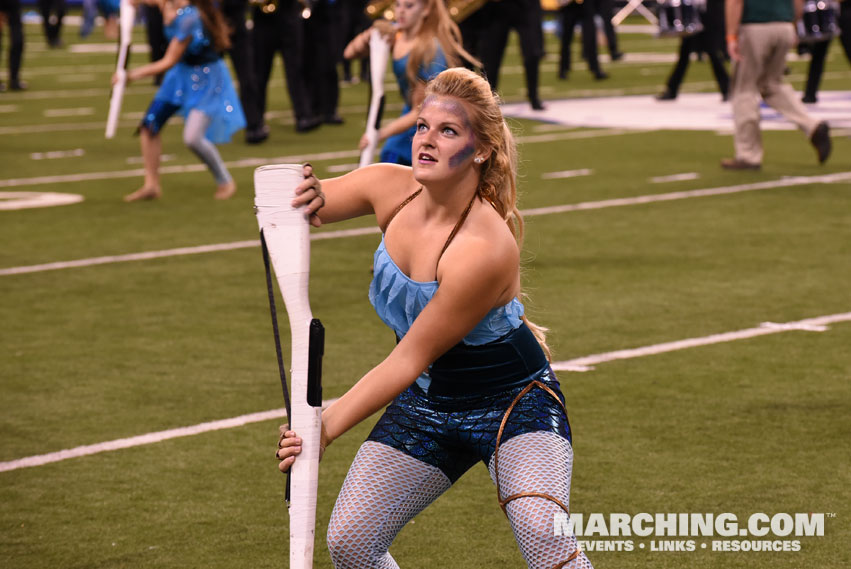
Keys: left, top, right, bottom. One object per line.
{"left": 474, "top": 157, "right": 484, "bottom": 164}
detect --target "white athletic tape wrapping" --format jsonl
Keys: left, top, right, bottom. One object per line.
{"left": 254, "top": 164, "right": 322, "bottom": 569}
{"left": 105, "top": 0, "right": 135, "bottom": 139}
{"left": 358, "top": 29, "right": 390, "bottom": 168}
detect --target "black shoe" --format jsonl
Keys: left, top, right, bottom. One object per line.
{"left": 810, "top": 121, "right": 831, "bottom": 164}
{"left": 245, "top": 125, "right": 270, "bottom": 144}
{"left": 722, "top": 92, "right": 729, "bottom": 102}
{"left": 558, "top": 69, "right": 569, "bottom": 80}
{"left": 295, "top": 116, "right": 321, "bottom": 133}
{"left": 611, "top": 51, "right": 624, "bottom": 61}
{"left": 530, "top": 98, "right": 545, "bottom": 111}
{"left": 656, "top": 90, "right": 676, "bottom": 101}
{"left": 801, "top": 94, "right": 817, "bottom": 104}
{"left": 323, "top": 113, "right": 344, "bottom": 125}
{"left": 9, "top": 80, "right": 27, "bottom": 91}
{"left": 593, "top": 71, "right": 609, "bottom": 80}
{"left": 720, "top": 157, "right": 761, "bottom": 170}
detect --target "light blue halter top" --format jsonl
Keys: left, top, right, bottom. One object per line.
{"left": 368, "top": 190, "right": 524, "bottom": 347}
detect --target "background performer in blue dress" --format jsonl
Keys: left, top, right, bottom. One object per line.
{"left": 276, "top": 67, "right": 593, "bottom": 569}
{"left": 114, "top": 0, "right": 245, "bottom": 202}
{"left": 343, "top": 0, "right": 478, "bottom": 166}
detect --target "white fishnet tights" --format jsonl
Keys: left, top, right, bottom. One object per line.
{"left": 327, "top": 441, "right": 452, "bottom": 568}
{"left": 327, "top": 434, "right": 592, "bottom": 569}
{"left": 490, "top": 431, "right": 593, "bottom": 569}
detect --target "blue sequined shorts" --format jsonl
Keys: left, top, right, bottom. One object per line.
{"left": 366, "top": 367, "right": 572, "bottom": 483}
{"left": 138, "top": 99, "right": 182, "bottom": 136}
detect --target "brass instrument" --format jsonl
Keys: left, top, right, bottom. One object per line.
{"left": 365, "top": 0, "right": 395, "bottom": 20}
{"left": 365, "top": 0, "right": 489, "bottom": 23}
{"left": 447, "top": 0, "right": 489, "bottom": 22}
{"left": 249, "top": 0, "right": 278, "bottom": 15}
{"left": 249, "top": 0, "right": 315, "bottom": 16}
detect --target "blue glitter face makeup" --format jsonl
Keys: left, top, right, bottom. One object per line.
{"left": 449, "top": 142, "right": 475, "bottom": 168}
{"left": 422, "top": 95, "right": 471, "bottom": 129}
{"left": 421, "top": 95, "right": 477, "bottom": 169}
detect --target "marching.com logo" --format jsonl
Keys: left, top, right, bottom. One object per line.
{"left": 553, "top": 512, "right": 829, "bottom": 553}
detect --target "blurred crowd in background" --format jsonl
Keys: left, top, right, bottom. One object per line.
{"left": 1, "top": 0, "right": 848, "bottom": 145}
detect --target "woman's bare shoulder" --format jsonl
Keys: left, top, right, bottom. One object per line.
{"left": 440, "top": 201, "right": 520, "bottom": 288}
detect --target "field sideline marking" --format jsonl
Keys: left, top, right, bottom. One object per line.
{"left": 551, "top": 312, "right": 851, "bottom": 372}
{"left": 3, "top": 310, "right": 849, "bottom": 472}
{"left": 3, "top": 170, "right": 851, "bottom": 276}
{"left": 0, "top": 399, "right": 340, "bottom": 473}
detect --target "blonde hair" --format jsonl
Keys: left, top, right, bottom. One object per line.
{"left": 405, "top": 0, "right": 480, "bottom": 100}
{"left": 424, "top": 67, "right": 551, "bottom": 360}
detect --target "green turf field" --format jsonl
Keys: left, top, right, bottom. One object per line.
{"left": 1, "top": 13, "right": 850, "bottom": 569}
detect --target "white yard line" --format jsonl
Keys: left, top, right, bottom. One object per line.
{"left": 0, "top": 398, "right": 340, "bottom": 473}
{"left": 551, "top": 312, "right": 851, "bottom": 372}
{"left": 4, "top": 309, "right": 850, "bottom": 472}
{"left": 521, "top": 171, "right": 851, "bottom": 217}
{"left": 3, "top": 171, "right": 851, "bottom": 276}
{"left": 0, "top": 227, "right": 383, "bottom": 275}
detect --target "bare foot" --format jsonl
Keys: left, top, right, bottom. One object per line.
{"left": 124, "top": 186, "right": 161, "bottom": 202}
{"left": 214, "top": 180, "right": 236, "bottom": 200}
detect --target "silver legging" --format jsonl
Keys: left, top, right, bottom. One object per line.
{"left": 183, "top": 110, "right": 231, "bottom": 185}
{"left": 327, "top": 432, "right": 593, "bottom": 569}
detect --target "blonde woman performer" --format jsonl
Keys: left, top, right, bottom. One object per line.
{"left": 344, "top": 0, "right": 478, "bottom": 165}
{"left": 276, "top": 67, "right": 593, "bottom": 569}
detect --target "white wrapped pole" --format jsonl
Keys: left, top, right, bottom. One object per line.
{"left": 255, "top": 164, "right": 322, "bottom": 569}
{"left": 358, "top": 29, "right": 391, "bottom": 168}
{"left": 105, "top": 0, "right": 136, "bottom": 139}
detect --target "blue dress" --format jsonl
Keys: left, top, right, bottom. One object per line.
{"left": 142, "top": 5, "right": 245, "bottom": 143}
{"left": 379, "top": 42, "right": 448, "bottom": 165}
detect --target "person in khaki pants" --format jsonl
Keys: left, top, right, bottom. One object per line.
{"left": 722, "top": 0, "right": 831, "bottom": 169}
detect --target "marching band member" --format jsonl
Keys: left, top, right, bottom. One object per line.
{"left": 557, "top": 0, "right": 609, "bottom": 82}
{"left": 115, "top": 0, "right": 245, "bottom": 201}
{"left": 251, "top": 0, "right": 320, "bottom": 134}
{"left": 344, "top": 0, "right": 478, "bottom": 165}
{"left": 801, "top": 0, "right": 851, "bottom": 103}
{"left": 472, "top": 0, "right": 549, "bottom": 109}
{"left": 657, "top": 0, "right": 729, "bottom": 101}
{"left": 276, "top": 67, "right": 593, "bottom": 569}
{"left": 0, "top": 0, "right": 26, "bottom": 91}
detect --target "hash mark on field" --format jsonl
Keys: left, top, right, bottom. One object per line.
{"left": 31, "top": 149, "right": 86, "bottom": 160}
{"left": 43, "top": 107, "right": 95, "bottom": 117}
{"left": 649, "top": 172, "right": 700, "bottom": 183}
{"left": 325, "top": 163, "right": 359, "bottom": 173}
{"left": 3, "top": 171, "right": 851, "bottom": 276}
{"left": 126, "top": 154, "right": 177, "bottom": 165}
{"left": 542, "top": 169, "right": 593, "bottom": 180}
{"left": 551, "top": 312, "right": 851, "bottom": 372}
{"left": 0, "top": 398, "right": 339, "bottom": 473}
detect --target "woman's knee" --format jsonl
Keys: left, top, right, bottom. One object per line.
{"left": 326, "top": 515, "right": 384, "bottom": 566}
{"left": 183, "top": 128, "right": 203, "bottom": 152}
